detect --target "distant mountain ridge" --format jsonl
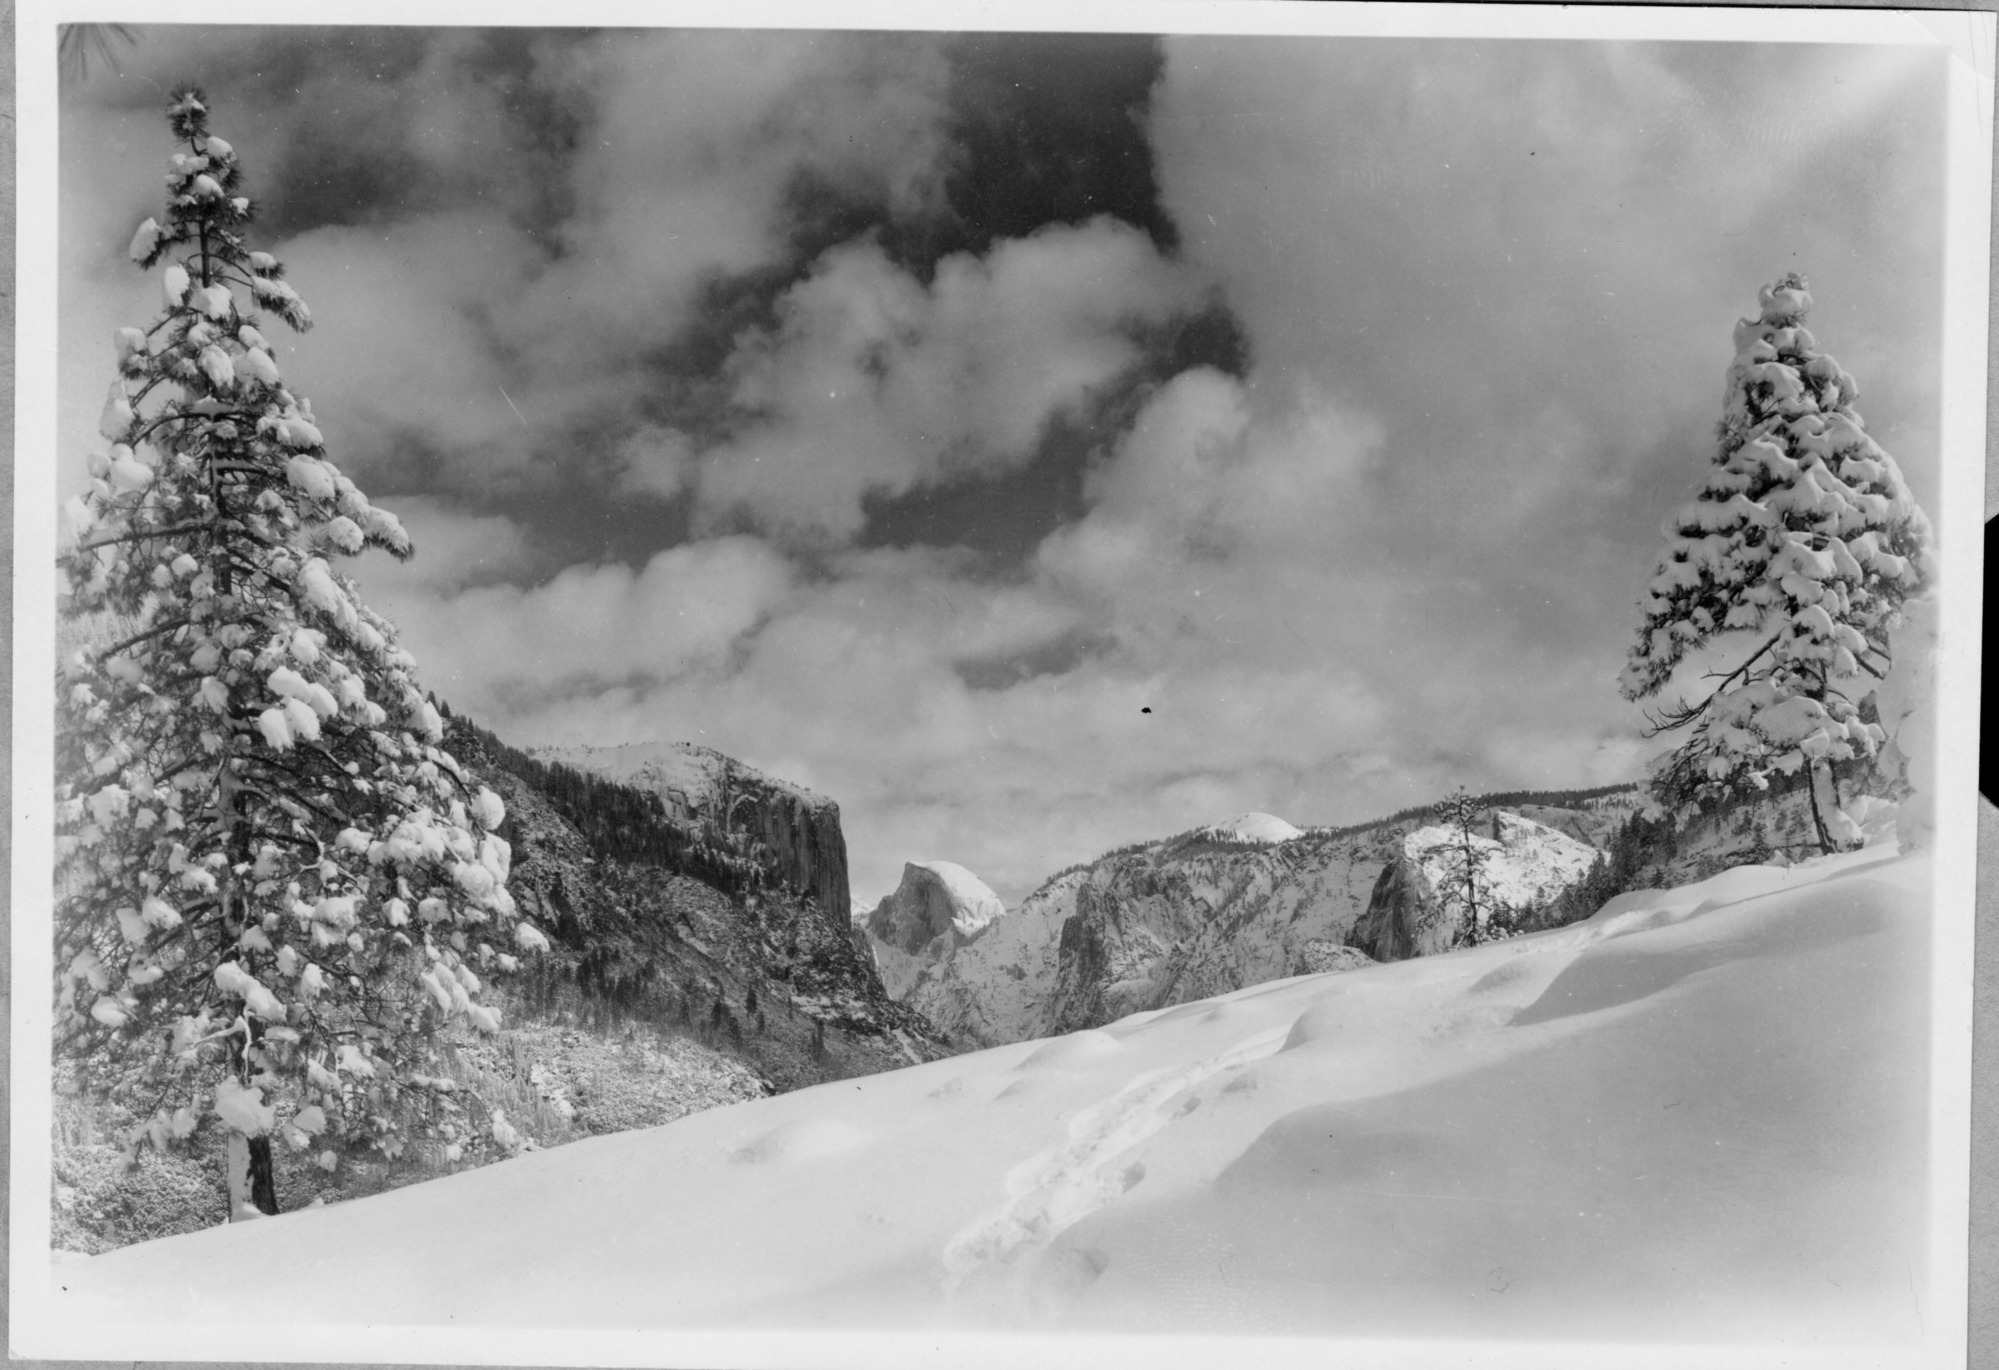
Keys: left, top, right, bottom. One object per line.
{"left": 872, "top": 785, "right": 1649, "bottom": 1048}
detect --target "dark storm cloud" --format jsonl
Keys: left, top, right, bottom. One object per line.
{"left": 79, "top": 28, "right": 584, "bottom": 241}
{"left": 933, "top": 34, "right": 1179, "bottom": 257}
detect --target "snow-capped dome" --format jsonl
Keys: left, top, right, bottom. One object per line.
{"left": 864, "top": 860, "right": 1007, "bottom": 959}
{"left": 1196, "top": 813, "right": 1303, "bottom": 845}
{"left": 912, "top": 861, "right": 1007, "bottom": 936}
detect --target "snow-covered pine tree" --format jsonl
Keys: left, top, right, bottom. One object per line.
{"left": 54, "top": 88, "right": 550, "bottom": 1220}
{"left": 1431, "top": 788, "right": 1496, "bottom": 946}
{"left": 1621, "top": 274, "right": 1934, "bottom": 853}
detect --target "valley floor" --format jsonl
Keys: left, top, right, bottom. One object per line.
{"left": 35, "top": 841, "right": 1942, "bottom": 1362}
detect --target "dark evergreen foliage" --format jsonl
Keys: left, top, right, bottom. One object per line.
{"left": 1369, "top": 782, "right": 1639, "bottom": 832}
{"left": 1529, "top": 811, "right": 1680, "bottom": 931}
{"left": 445, "top": 715, "right": 769, "bottom": 899}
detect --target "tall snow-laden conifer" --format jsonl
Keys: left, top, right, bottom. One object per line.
{"left": 1621, "top": 274, "right": 1934, "bottom": 852}
{"left": 54, "top": 89, "right": 550, "bottom": 1219}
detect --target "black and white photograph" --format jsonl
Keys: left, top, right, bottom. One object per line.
{"left": 7, "top": 4, "right": 1989, "bottom": 1365}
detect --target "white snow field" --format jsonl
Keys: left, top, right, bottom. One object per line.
{"left": 48, "top": 841, "right": 1939, "bottom": 1362}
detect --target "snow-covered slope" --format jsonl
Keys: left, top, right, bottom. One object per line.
{"left": 1471, "top": 808, "right": 1607, "bottom": 892}
{"left": 48, "top": 842, "right": 1936, "bottom": 1356}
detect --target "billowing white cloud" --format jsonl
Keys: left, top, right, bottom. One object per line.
{"left": 60, "top": 30, "right": 965, "bottom": 498}
{"left": 56, "top": 31, "right": 1949, "bottom": 910}
{"left": 1149, "top": 36, "right": 1945, "bottom": 547}
{"left": 1127, "top": 36, "right": 1947, "bottom": 810}
{"left": 365, "top": 534, "right": 796, "bottom": 710}
{"left": 272, "top": 212, "right": 549, "bottom": 481}
{"left": 362, "top": 363, "right": 1409, "bottom": 899}
{"left": 518, "top": 31, "right": 956, "bottom": 357}
{"left": 690, "top": 218, "right": 1212, "bottom": 540}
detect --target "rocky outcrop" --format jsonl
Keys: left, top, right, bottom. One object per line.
{"left": 1298, "top": 940, "right": 1377, "bottom": 975}
{"left": 1347, "top": 810, "right": 1601, "bottom": 962}
{"left": 535, "top": 740, "right": 853, "bottom": 930}
{"left": 1349, "top": 856, "right": 1451, "bottom": 962}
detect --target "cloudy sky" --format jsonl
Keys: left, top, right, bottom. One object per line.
{"left": 57, "top": 25, "right": 1948, "bottom": 904}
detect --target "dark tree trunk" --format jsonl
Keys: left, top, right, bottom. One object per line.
{"left": 1805, "top": 758, "right": 1837, "bottom": 855}
{"left": 225, "top": 1131, "right": 281, "bottom": 1218}
{"left": 225, "top": 1023, "right": 281, "bottom": 1219}
{"left": 247, "top": 1135, "right": 280, "bottom": 1215}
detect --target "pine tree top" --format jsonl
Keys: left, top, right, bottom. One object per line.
{"left": 1622, "top": 273, "right": 1931, "bottom": 704}
{"left": 1621, "top": 275, "right": 1935, "bottom": 810}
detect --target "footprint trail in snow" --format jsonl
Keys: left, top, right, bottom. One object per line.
{"left": 941, "top": 1024, "right": 1286, "bottom": 1317}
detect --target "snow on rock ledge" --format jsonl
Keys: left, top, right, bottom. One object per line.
{"left": 1349, "top": 809, "right": 1600, "bottom": 961}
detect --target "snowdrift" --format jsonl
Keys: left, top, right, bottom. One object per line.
{"left": 45, "top": 843, "right": 1937, "bottom": 1359}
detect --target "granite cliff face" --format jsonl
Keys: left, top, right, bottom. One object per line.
{"left": 471, "top": 729, "right": 946, "bottom": 1080}
{"left": 863, "top": 861, "right": 1008, "bottom": 999}
{"left": 1041, "top": 822, "right": 1407, "bottom": 1033}
{"left": 533, "top": 741, "right": 853, "bottom": 930}
{"left": 1350, "top": 856, "right": 1442, "bottom": 962}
